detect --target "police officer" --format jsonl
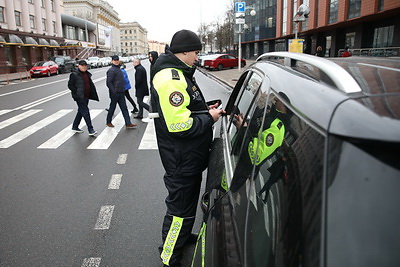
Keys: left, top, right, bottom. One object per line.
{"left": 231, "top": 92, "right": 291, "bottom": 193}
{"left": 150, "top": 29, "right": 224, "bottom": 267}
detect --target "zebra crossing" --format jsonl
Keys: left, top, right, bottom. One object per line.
{"left": 0, "top": 109, "right": 158, "bottom": 150}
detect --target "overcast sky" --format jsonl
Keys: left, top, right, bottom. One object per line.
{"left": 105, "top": 0, "right": 232, "bottom": 43}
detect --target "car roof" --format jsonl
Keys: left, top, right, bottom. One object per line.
{"left": 252, "top": 52, "right": 400, "bottom": 142}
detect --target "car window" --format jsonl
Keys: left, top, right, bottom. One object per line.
{"left": 227, "top": 72, "right": 264, "bottom": 154}
{"left": 244, "top": 92, "right": 324, "bottom": 266}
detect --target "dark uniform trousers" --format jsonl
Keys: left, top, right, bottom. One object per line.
{"left": 159, "top": 172, "right": 202, "bottom": 266}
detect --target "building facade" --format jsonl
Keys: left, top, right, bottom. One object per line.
{"left": 119, "top": 22, "right": 148, "bottom": 56}
{"left": 238, "top": 0, "right": 400, "bottom": 58}
{"left": 63, "top": 0, "right": 120, "bottom": 56}
{"left": 148, "top": 40, "right": 166, "bottom": 55}
{"left": 0, "top": 0, "right": 64, "bottom": 74}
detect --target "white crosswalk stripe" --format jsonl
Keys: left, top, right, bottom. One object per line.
{"left": 0, "top": 109, "right": 158, "bottom": 150}
{"left": 87, "top": 113, "right": 125, "bottom": 150}
{"left": 0, "top": 109, "right": 42, "bottom": 130}
{"left": 37, "top": 109, "right": 103, "bottom": 149}
{"left": 0, "top": 109, "right": 73, "bottom": 148}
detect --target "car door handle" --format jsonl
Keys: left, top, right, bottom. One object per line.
{"left": 200, "top": 191, "right": 210, "bottom": 214}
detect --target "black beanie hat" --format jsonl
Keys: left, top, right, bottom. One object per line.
{"left": 169, "top": 29, "right": 202, "bottom": 53}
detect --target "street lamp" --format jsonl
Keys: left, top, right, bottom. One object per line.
{"left": 293, "top": 4, "right": 310, "bottom": 39}
{"left": 237, "top": 7, "right": 256, "bottom": 71}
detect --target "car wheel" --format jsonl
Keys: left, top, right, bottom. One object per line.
{"left": 47, "top": 71, "right": 51, "bottom": 77}
{"left": 241, "top": 62, "right": 245, "bottom": 68}
{"left": 217, "top": 64, "right": 223, "bottom": 71}
{"left": 56, "top": 69, "right": 59, "bottom": 75}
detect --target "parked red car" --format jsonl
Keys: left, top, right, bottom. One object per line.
{"left": 29, "top": 61, "right": 59, "bottom": 77}
{"left": 203, "top": 54, "right": 246, "bottom": 70}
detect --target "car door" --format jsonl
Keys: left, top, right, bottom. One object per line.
{"left": 192, "top": 69, "right": 269, "bottom": 267}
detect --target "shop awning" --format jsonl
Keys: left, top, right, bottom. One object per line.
{"left": 49, "top": 39, "right": 59, "bottom": 46}
{"left": 25, "top": 36, "right": 38, "bottom": 45}
{"left": 8, "top": 34, "right": 24, "bottom": 44}
{"left": 38, "top": 38, "right": 50, "bottom": 46}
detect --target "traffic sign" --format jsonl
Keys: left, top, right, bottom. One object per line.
{"left": 235, "top": 12, "right": 245, "bottom": 24}
{"left": 235, "top": 2, "right": 246, "bottom": 13}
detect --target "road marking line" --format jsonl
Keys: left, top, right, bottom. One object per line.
{"left": 0, "top": 109, "right": 72, "bottom": 148}
{"left": 0, "top": 78, "right": 69, "bottom": 97}
{"left": 0, "top": 109, "right": 42, "bottom": 130}
{"left": 108, "top": 174, "right": 122, "bottom": 189}
{"left": 81, "top": 257, "right": 101, "bottom": 267}
{"left": 116, "top": 153, "right": 127, "bottom": 164}
{"left": 87, "top": 113, "right": 125, "bottom": 150}
{"left": 138, "top": 118, "right": 158, "bottom": 150}
{"left": 94, "top": 205, "right": 115, "bottom": 230}
{"left": 20, "top": 90, "right": 70, "bottom": 110}
{"left": 0, "top": 110, "right": 13, "bottom": 116}
{"left": 37, "top": 109, "right": 103, "bottom": 149}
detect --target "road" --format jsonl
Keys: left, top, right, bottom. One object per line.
{"left": 0, "top": 60, "right": 231, "bottom": 267}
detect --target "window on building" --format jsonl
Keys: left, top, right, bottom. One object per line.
{"left": 15, "top": 11, "right": 21, "bottom": 26}
{"left": 378, "top": 0, "right": 384, "bottom": 11}
{"left": 329, "top": 0, "right": 338, "bottom": 24}
{"left": 28, "top": 0, "right": 34, "bottom": 3}
{"left": 66, "top": 25, "right": 76, "bottom": 39}
{"left": 125, "top": 42, "right": 128, "bottom": 46}
{"left": 347, "top": 0, "right": 361, "bottom": 19}
{"left": 0, "top": 7, "right": 5, "bottom": 23}
{"left": 50, "top": 0, "right": 55, "bottom": 11}
{"left": 373, "top": 25, "right": 394, "bottom": 48}
{"left": 282, "top": 0, "right": 287, "bottom": 35}
{"left": 52, "top": 21, "right": 56, "bottom": 33}
{"left": 345, "top": 32, "right": 355, "bottom": 48}
{"left": 41, "top": 0, "right": 45, "bottom": 8}
{"left": 301, "top": 0, "right": 310, "bottom": 31}
{"left": 42, "top": 18, "right": 46, "bottom": 30}
{"left": 30, "top": 15, "right": 35, "bottom": 29}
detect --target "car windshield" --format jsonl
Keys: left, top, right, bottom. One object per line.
{"left": 33, "top": 61, "right": 48, "bottom": 67}
{"left": 53, "top": 58, "right": 64, "bottom": 64}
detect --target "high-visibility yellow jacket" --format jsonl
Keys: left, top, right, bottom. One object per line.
{"left": 151, "top": 51, "right": 214, "bottom": 176}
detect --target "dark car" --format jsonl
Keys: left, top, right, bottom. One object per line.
{"left": 204, "top": 54, "right": 246, "bottom": 70}
{"left": 191, "top": 52, "right": 400, "bottom": 267}
{"left": 51, "top": 56, "right": 75, "bottom": 73}
{"left": 29, "top": 60, "right": 59, "bottom": 77}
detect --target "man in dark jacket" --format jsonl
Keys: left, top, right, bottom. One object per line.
{"left": 68, "top": 60, "right": 99, "bottom": 136}
{"left": 148, "top": 50, "right": 159, "bottom": 86}
{"left": 106, "top": 55, "right": 136, "bottom": 129}
{"left": 133, "top": 58, "right": 149, "bottom": 119}
{"left": 151, "top": 29, "right": 225, "bottom": 267}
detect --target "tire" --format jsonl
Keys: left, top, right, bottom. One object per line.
{"left": 56, "top": 69, "right": 59, "bottom": 75}
{"left": 47, "top": 71, "right": 51, "bottom": 77}
{"left": 241, "top": 62, "right": 245, "bottom": 68}
{"left": 217, "top": 64, "right": 223, "bottom": 71}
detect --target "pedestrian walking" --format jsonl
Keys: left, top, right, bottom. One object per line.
{"left": 133, "top": 58, "right": 150, "bottom": 119}
{"left": 150, "top": 29, "right": 225, "bottom": 267}
{"left": 120, "top": 62, "right": 139, "bottom": 114}
{"left": 68, "top": 59, "right": 99, "bottom": 136}
{"left": 148, "top": 51, "right": 159, "bottom": 87}
{"left": 106, "top": 55, "right": 137, "bottom": 129}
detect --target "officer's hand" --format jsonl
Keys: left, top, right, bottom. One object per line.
{"left": 209, "top": 108, "right": 225, "bottom": 122}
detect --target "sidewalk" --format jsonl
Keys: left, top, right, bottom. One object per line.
{"left": 0, "top": 71, "right": 31, "bottom": 86}
{"left": 198, "top": 59, "right": 256, "bottom": 89}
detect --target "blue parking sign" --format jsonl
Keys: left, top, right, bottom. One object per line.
{"left": 235, "top": 2, "right": 246, "bottom": 13}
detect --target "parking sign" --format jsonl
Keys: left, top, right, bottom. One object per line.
{"left": 235, "top": 2, "right": 246, "bottom": 13}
